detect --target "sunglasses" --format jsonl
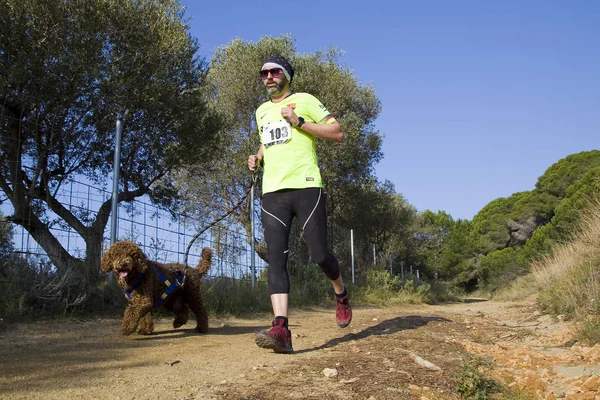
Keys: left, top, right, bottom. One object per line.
{"left": 260, "top": 68, "right": 284, "bottom": 79}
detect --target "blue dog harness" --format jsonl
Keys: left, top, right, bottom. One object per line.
{"left": 122, "top": 267, "right": 185, "bottom": 308}
{"left": 124, "top": 272, "right": 144, "bottom": 299}
{"left": 154, "top": 267, "right": 184, "bottom": 307}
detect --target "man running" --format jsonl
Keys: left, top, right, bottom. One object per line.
{"left": 248, "top": 54, "right": 352, "bottom": 353}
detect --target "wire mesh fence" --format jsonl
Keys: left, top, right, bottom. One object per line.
{"left": 3, "top": 178, "right": 266, "bottom": 280}
{"left": 4, "top": 178, "right": 370, "bottom": 282}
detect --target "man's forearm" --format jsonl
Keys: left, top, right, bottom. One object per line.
{"left": 299, "top": 120, "right": 344, "bottom": 143}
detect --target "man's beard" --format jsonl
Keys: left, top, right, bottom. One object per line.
{"left": 266, "top": 81, "right": 285, "bottom": 96}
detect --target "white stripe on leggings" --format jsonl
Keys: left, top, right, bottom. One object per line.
{"left": 302, "top": 188, "right": 322, "bottom": 230}
{"left": 261, "top": 206, "right": 287, "bottom": 227}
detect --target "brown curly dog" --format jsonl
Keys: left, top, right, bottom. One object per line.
{"left": 101, "top": 241, "right": 212, "bottom": 335}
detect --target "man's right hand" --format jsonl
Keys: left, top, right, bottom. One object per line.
{"left": 248, "top": 155, "right": 260, "bottom": 172}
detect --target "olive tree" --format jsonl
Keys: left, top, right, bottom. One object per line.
{"left": 0, "top": 0, "right": 222, "bottom": 276}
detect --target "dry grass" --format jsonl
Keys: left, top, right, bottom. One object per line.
{"left": 530, "top": 198, "right": 600, "bottom": 342}
{"left": 493, "top": 274, "right": 538, "bottom": 302}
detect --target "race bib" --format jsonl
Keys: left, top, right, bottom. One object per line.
{"left": 262, "top": 120, "right": 292, "bottom": 147}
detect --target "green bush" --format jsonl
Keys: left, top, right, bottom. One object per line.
{"left": 289, "top": 262, "right": 336, "bottom": 307}
{"left": 353, "top": 269, "right": 450, "bottom": 306}
{"left": 520, "top": 223, "right": 556, "bottom": 262}
{"left": 577, "top": 317, "right": 600, "bottom": 345}
{"left": 453, "top": 355, "right": 535, "bottom": 399}
{"left": 454, "top": 356, "right": 502, "bottom": 400}
{"left": 479, "top": 247, "right": 527, "bottom": 293}
{"left": 0, "top": 255, "right": 123, "bottom": 319}
{"left": 425, "top": 280, "right": 464, "bottom": 303}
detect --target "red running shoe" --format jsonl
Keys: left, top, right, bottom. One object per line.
{"left": 255, "top": 319, "right": 293, "bottom": 353}
{"left": 336, "top": 295, "right": 352, "bottom": 328}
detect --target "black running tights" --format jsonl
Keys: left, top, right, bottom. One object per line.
{"left": 261, "top": 187, "right": 340, "bottom": 294}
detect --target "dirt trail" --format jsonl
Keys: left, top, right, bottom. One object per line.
{"left": 1, "top": 299, "right": 599, "bottom": 399}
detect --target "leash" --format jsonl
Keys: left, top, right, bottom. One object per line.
{"left": 183, "top": 171, "right": 259, "bottom": 267}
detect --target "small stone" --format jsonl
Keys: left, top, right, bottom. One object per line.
{"left": 386, "top": 387, "right": 410, "bottom": 394}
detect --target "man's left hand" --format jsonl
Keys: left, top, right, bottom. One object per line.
{"left": 281, "top": 107, "right": 299, "bottom": 126}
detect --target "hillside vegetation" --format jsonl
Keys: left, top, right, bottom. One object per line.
{"left": 400, "top": 150, "right": 600, "bottom": 297}
{"left": 531, "top": 198, "right": 600, "bottom": 343}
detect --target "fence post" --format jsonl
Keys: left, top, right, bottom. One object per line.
{"left": 401, "top": 261, "right": 404, "bottom": 280}
{"left": 110, "top": 119, "right": 123, "bottom": 245}
{"left": 372, "top": 243, "right": 376, "bottom": 265}
{"left": 250, "top": 181, "right": 256, "bottom": 288}
{"left": 350, "top": 229, "right": 355, "bottom": 284}
{"left": 389, "top": 253, "right": 392, "bottom": 275}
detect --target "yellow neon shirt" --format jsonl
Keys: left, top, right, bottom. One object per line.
{"left": 256, "top": 92, "right": 335, "bottom": 194}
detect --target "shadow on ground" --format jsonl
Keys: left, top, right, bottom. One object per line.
{"left": 462, "top": 298, "right": 490, "bottom": 303}
{"left": 133, "top": 323, "right": 265, "bottom": 340}
{"left": 295, "top": 315, "right": 451, "bottom": 354}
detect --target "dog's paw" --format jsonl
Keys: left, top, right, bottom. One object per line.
{"left": 121, "top": 326, "right": 135, "bottom": 336}
{"left": 173, "top": 314, "right": 189, "bottom": 329}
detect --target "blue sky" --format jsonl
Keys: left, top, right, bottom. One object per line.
{"left": 181, "top": 0, "right": 599, "bottom": 220}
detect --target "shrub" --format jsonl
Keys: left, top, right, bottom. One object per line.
{"left": 479, "top": 247, "right": 527, "bottom": 293}
{"left": 532, "top": 198, "right": 600, "bottom": 342}
{"left": 0, "top": 254, "right": 122, "bottom": 318}
{"left": 353, "top": 269, "right": 448, "bottom": 306}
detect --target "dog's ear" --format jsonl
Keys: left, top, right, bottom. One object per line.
{"left": 131, "top": 244, "right": 148, "bottom": 273}
{"left": 196, "top": 247, "right": 213, "bottom": 275}
{"left": 100, "top": 249, "right": 113, "bottom": 273}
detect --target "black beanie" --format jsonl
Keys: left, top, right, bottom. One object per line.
{"left": 261, "top": 54, "right": 294, "bottom": 83}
